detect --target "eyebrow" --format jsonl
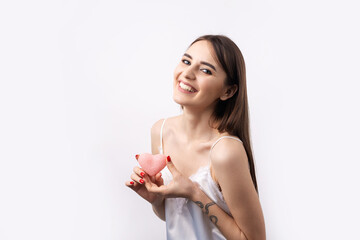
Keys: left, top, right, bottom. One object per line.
{"left": 183, "top": 53, "right": 217, "bottom": 72}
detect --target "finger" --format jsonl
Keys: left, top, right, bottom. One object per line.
{"left": 131, "top": 173, "right": 145, "bottom": 185}
{"left": 146, "top": 182, "right": 168, "bottom": 195}
{"left": 165, "top": 155, "right": 179, "bottom": 176}
{"left": 133, "top": 166, "right": 146, "bottom": 178}
{"left": 125, "top": 180, "right": 136, "bottom": 188}
{"left": 143, "top": 173, "right": 159, "bottom": 188}
{"left": 143, "top": 173, "right": 152, "bottom": 182}
{"left": 155, "top": 172, "right": 164, "bottom": 186}
{"left": 155, "top": 172, "right": 162, "bottom": 181}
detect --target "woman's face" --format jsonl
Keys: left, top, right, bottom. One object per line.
{"left": 173, "top": 40, "right": 228, "bottom": 110}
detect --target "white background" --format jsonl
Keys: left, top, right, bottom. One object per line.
{"left": 1, "top": 0, "right": 359, "bottom": 239}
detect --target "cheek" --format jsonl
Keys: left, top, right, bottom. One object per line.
{"left": 201, "top": 80, "right": 223, "bottom": 96}
{"left": 201, "top": 80, "right": 215, "bottom": 91}
{"left": 173, "top": 65, "right": 182, "bottom": 79}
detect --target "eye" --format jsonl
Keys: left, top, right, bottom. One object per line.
{"left": 201, "top": 68, "right": 212, "bottom": 75}
{"left": 182, "top": 59, "right": 190, "bottom": 65}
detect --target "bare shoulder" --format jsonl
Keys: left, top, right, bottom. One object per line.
{"left": 150, "top": 115, "right": 180, "bottom": 137}
{"left": 150, "top": 118, "right": 166, "bottom": 139}
{"left": 150, "top": 116, "right": 180, "bottom": 154}
{"left": 210, "top": 137, "right": 249, "bottom": 173}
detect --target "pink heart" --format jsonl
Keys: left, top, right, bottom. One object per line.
{"left": 138, "top": 153, "right": 167, "bottom": 176}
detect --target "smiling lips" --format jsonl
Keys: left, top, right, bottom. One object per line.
{"left": 179, "top": 80, "right": 197, "bottom": 92}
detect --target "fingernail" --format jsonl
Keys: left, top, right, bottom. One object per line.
{"left": 135, "top": 154, "right": 140, "bottom": 160}
{"left": 130, "top": 181, "right": 134, "bottom": 185}
{"left": 140, "top": 172, "right": 145, "bottom": 177}
{"left": 167, "top": 156, "right": 171, "bottom": 162}
{"left": 159, "top": 172, "right": 162, "bottom": 177}
{"left": 139, "top": 179, "right": 144, "bottom": 184}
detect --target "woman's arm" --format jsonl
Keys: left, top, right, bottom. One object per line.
{"left": 151, "top": 198, "right": 165, "bottom": 221}
{"left": 203, "top": 138, "right": 266, "bottom": 240}
{"left": 149, "top": 119, "right": 166, "bottom": 221}
{"left": 189, "top": 185, "right": 248, "bottom": 240}
{"left": 125, "top": 119, "right": 166, "bottom": 221}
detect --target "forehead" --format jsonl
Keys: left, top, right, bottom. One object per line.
{"left": 186, "top": 40, "right": 218, "bottom": 64}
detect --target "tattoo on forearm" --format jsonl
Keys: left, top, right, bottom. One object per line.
{"left": 205, "top": 202, "right": 215, "bottom": 215}
{"left": 209, "top": 215, "right": 218, "bottom": 225}
{"left": 194, "top": 201, "right": 204, "bottom": 209}
{"left": 194, "top": 201, "right": 219, "bottom": 226}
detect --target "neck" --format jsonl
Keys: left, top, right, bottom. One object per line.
{"left": 180, "top": 106, "right": 221, "bottom": 143}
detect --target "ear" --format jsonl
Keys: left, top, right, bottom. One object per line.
{"left": 220, "top": 84, "right": 238, "bottom": 101}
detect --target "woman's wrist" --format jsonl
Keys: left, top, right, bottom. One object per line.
{"left": 151, "top": 197, "right": 166, "bottom": 221}
{"left": 189, "top": 182, "right": 202, "bottom": 202}
{"left": 151, "top": 196, "right": 165, "bottom": 207}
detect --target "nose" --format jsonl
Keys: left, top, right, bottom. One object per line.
{"left": 183, "top": 64, "right": 196, "bottom": 80}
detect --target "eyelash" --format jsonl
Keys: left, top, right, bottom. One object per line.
{"left": 181, "top": 59, "right": 212, "bottom": 75}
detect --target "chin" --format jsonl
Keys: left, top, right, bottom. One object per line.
{"left": 173, "top": 94, "right": 183, "bottom": 105}
{"left": 173, "top": 94, "right": 189, "bottom": 107}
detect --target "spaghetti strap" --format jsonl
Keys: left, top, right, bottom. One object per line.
{"left": 210, "top": 136, "right": 243, "bottom": 153}
{"left": 159, "top": 118, "right": 167, "bottom": 154}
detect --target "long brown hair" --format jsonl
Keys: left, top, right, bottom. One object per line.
{"left": 184, "top": 35, "right": 258, "bottom": 193}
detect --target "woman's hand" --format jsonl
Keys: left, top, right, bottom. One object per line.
{"left": 144, "top": 156, "right": 197, "bottom": 199}
{"left": 125, "top": 160, "right": 165, "bottom": 206}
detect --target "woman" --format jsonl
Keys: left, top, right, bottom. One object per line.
{"left": 125, "top": 35, "right": 266, "bottom": 240}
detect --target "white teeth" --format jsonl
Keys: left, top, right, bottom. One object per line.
{"left": 179, "top": 82, "right": 195, "bottom": 92}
